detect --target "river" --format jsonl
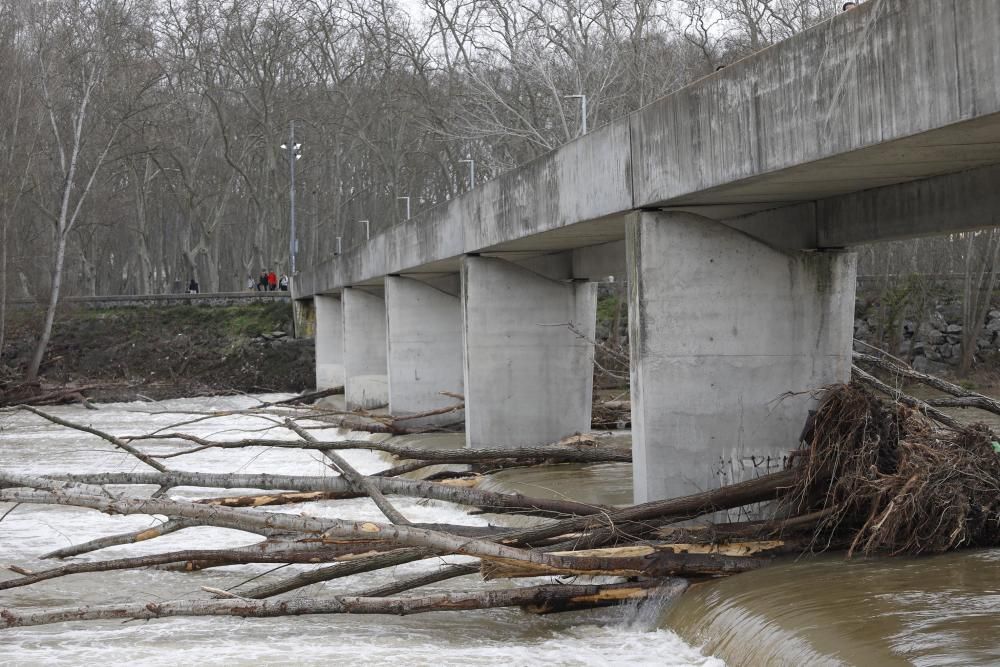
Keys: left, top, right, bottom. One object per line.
{"left": 0, "top": 395, "right": 997, "bottom": 666}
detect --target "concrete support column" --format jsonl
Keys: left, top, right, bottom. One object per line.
{"left": 628, "top": 211, "right": 857, "bottom": 503}
{"left": 385, "top": 276, "right": 464, "bottom": 426}
{"left": 343, "top": 287, "right": 388, "bottom": 410}
{"left": 461, "top": 255, "right": 597, "bottom": 449}
{"left": 314, "top": 295, "right": 344, "bottom": 389}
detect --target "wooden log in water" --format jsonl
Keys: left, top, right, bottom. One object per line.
{"left": 0, "top": 581, "right": 682, "bottom": 628}
{"left": 481, "top": 545, "right": 767, "bottom": 580}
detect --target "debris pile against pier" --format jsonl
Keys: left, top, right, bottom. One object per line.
{"left": 1, "top": 351, "right": 999, "bottom": 629}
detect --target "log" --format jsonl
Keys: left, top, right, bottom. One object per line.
{"left": 197, "top": 491, "right": 349, "bottom": 507}
{"left": 481, "top": 546, "right": 766, "bottom": 580}
{"left": 18, "top": 406, "right": 169, "bottom": 472}
{"left": 854, "top": 352, "right": 1000, "bottom": 416}
{"left": 54, "top": 470, "right": 609, "bottom": 518}
{"left": 0, "top": 477, "right": 593, "bottom": 573}
{"left": 128, "top": 433, "right": 631, "bottom": 465}
{"left": 851, "top": 366, "right": 962, "bottom": 429}
{"left": 524, "top": 578, "right": 689, "bottom": 615}
{"left": 235, "top": 548, "right": 430, "bottom": 599}
{"left": 0, "top": 582, "right": 678, "bottom": 628}
{"left": 268, "top": 387, "right": 344, "bottom": 406}
{"left": 40, "top": 518, "right": 196, "bottom": 559}
{"left": 283, "top": 418, "right": 411, "bottom": 525}
{"left": 1, "top": 542, "right": 378, "bottom": 591}
{"left": 501, "top": 467, "right": 800, "bottom": 548}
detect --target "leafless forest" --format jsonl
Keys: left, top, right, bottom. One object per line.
{"left": 1, "top": 0, "right": 998, "bottom": 380}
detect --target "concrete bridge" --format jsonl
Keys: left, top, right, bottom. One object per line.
{"left": 293, "top": 0, "right": 1000, "bottom": 503}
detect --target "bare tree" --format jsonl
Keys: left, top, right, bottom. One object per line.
{"left": 23, "top": 0, "right": 160, "bottom": 380}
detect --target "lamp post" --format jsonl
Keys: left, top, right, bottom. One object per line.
{"left": 564, "top": 94, "right": 588, "bottom": 136}
{"left": 459, "top": 158, "right": 475, "bottom": 189}
{"left": 280, "top": 121, "right": 302, "bottom": 274}
{"left": 397, "top": 196, "right": 411, "bottom": 220}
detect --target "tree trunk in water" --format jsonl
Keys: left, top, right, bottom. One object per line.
{"left": 0, "top": 581, "right": 681, "bottom": 629}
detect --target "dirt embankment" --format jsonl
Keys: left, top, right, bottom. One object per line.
{"left": 2, "top": 302, "right": 314, "bottom": 402}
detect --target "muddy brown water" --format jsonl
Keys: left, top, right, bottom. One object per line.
{"left": 1, "top": 393, "right": 997, "bottom": 665}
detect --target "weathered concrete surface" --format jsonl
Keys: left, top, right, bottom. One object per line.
{"left": 343, "top": 287, "right": 388, "bottom": 410}
{"left": 293, "top": 119, "right": 632, "bottom": 296}
{"left": 628, "top": 211, "right": 856, "bottom": 503}
{"left": 385, "top": 276, "right": 464, "bottom": 426}
{"left": 461, "top": 256, "right": 597, "bottom": 449}
{"left": 314, "top": 295, "right": 344, "bottom": 390}
{"left": 632, "top": 0, "right": 1000, "bottom": 209}
{"left": 722, "top": 163, "right": 1000, "bottom": 250}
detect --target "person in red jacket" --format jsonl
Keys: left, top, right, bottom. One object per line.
{"left": 267, "top": 270, "right": 278, "bottom": 291}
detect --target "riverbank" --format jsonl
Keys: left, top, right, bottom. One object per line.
{"left": 1, "top": 302, "right": 314, "bottom": 402}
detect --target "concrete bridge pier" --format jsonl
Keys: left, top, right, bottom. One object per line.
{"left": 461, "top": 255, "right": 597, "bottom": 449}
{"left": 628, "top": 211, "right": 857, "bottom": 503}
{"left": 385, "top": 276, "right": 464, "bottom": 427}
{"left": 343, "top": 287, "right": 389, "bottom": 410}
{"left": 314, "top": 294, "right": 344, "bottom": 390}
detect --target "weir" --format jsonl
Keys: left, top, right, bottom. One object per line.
{"left": 293, "top": 0, "right": 1000, "bottom": 501}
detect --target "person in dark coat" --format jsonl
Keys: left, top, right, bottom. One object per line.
{"left": 258, "top": 271, "right": 268, "bottom": 291}
{"left": 188, "top": 279, "right": 199, "bottom": 294}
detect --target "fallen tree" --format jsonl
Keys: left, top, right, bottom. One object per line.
{"left": 1, "top": 375, "right": 997, "bottom": 630}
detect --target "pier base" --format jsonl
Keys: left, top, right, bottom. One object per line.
{"left": 314, "top": 295, "right": 344, "bottom": 390}
{"left": 628, "top": 211, "right": 857, "bottom": 502}
{"left": 461, "top": 256, "right": 596, "bottom": 449}
{"left": 343, "top": 287, "right": 388, "bottom": 410}
{"left": 385, "top": 276, "right": 464, "bottom": 427}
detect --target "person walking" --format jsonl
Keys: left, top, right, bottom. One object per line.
{"left": 246, "top": 275, "right": 255, "bottom": 291}
{"left": 257, "top": 271, "right": 268, "bottom": 291}
{"left": 188, "top": 278, "right": 200, "bottom": 294}
{"left": 279, "top": 274, "right": 289, "bottom": 291}
{"left": 267, "top": 269, "right": 278, "bottom": 291}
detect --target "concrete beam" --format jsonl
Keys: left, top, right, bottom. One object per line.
{"left": 343, "top": 287, "right": 388, "bottom": 410}
{"left": 385, "top": 276, "right": 463, "bottom": 426}
{"left": 628, "top": 211, "right": 856, "bottom": 503}
{"left": 631, "top": 0, "right": 1000, "bottom": 208}
{"left": 572, "top": 240, "right": 627, "bottom": 281}
{"left": 314, "top": 295, "right": 344, "bottom": 389}
{"left": 461, "top": 255, "right": 596, "bottom": 449}
{"left": 818, "top": 163, "right": 1000, "bottom": 247}
{"left": 720, "top": 163, "right": 1000, "bottom": 250}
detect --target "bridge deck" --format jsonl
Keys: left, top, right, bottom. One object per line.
{"left": 294, "top": 0, "right": 1000, "bottom": 296}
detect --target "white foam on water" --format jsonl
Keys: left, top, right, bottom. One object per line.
{"left": 0, "top": 395, "right": 723, "bottom": 666}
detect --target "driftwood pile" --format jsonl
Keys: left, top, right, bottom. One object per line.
{"left": 0, "top": 349, "right": 998, "bottom": 630}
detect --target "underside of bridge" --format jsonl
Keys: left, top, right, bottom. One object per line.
{"left": 297, "top": 0, "right": 1000, "bottom": 502}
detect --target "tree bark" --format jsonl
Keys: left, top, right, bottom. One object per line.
{"left": 0, "top": 581, "right": 682, "bottom": 629}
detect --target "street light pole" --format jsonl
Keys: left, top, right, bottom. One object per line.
{"left": 397, "top": 196, "right": 411, "bottom": 220}
{"left": 280, "top": 121, "right": 302, "bottom": 274}
{"left": 459, "top": 158, "right": 475, "bottom": 189}
{"left": 564, "top": 94, "right": 588, "bottom": 136}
